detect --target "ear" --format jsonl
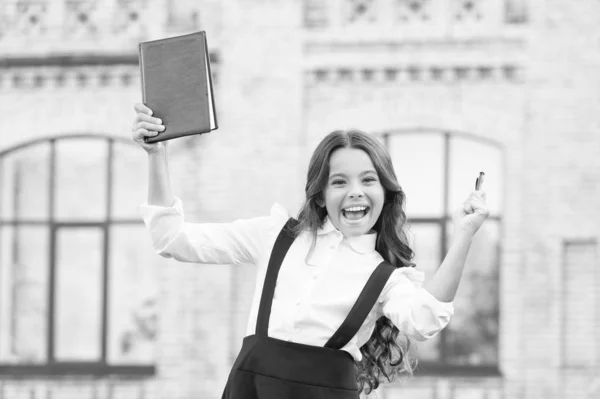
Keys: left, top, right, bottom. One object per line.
{"left": 315, "top": 196, "right": 325, "bottom": 208}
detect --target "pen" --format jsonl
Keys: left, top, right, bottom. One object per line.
{"left": 475, "top": 172, "right": 485, "bottom": 190}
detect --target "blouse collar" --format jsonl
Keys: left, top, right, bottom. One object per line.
{"left": 316, "top": 217, "right": 377, "bottom": 254}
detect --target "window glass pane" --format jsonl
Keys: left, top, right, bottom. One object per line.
{"left": 55, "top": 139, "right": 108, "bottom": 221}
{"left": 112, "top": 143, "right": 146, "bottom": 219}
{"left": 108, "top": 225, "right": 160, "bottom": 364}
{"left": 388, "top": 133, "right": 445, "bottom": 218}
{"left": 55, "top": 228, "right": 103, "bottom": 361}
{"left": 407, "top": 223, "right": 442, "bottom": 362}
{"left": 505, "top": 0, "right": 528, "bottom": 24}
{"left": 167, "top": 0, "right": 221, "bottom": 33}
{"left": 0, "top": 143, "right": 50, "bottom": 221}
{"left": 408, "top": 223, "right": 441, "bottom": 279}
{"left": 445, "top": 220, "right": 500, "bottom": 365}
{"left": 0, "top": 226, "right": 49, "bottom": 363}
{"left": 563, "top": 242, "right": 597, "bottom": 367}
{"left": 168, "top": 0, "right": 202, "bottom": 29}
{"left": 448, "top": 137, "right": 503, "bottom": 216}
{"left": 414, "top": 334, "right": 442, "bottom": 365}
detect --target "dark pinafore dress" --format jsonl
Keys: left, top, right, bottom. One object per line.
{"left": 221, "top": 218, "right": 396, "bottom": 399}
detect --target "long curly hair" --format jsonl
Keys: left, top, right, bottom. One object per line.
{"left": 292, "top": 129, "right": 418, "bottom": 394}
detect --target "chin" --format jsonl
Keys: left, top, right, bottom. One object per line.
{"left": 341, "top": 222, "right": 375, "bottom": 237}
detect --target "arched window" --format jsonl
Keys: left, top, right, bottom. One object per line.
{"left": 380, "top": 129, "right": 503, "bottom": 374}
{"left": 0, "top": 135, "right": 160, "bottom": 375}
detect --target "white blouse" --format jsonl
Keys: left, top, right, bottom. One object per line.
{"left": 141, "top": 198, "right": 454, "bottom": 361}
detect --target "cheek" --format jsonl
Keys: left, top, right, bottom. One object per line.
{"left": 371, "top": 186, "right": 386, "bottom": 203}
{"left": 371, "top": 188, "right": 386, "bottom": 214}
{"left": 324, "top": 191, "right": 343, "bottom": 209}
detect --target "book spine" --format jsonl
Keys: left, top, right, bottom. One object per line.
{"left": 138, "top": 43, "right": 146, "bottom": 103}
{"left": 204, "top": 32, "right": 218, "bottom": 130}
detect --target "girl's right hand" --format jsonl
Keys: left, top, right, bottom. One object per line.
{"left": 131, "top": 102, "right": 167, "bottom": 153}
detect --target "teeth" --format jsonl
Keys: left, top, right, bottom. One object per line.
{"left": 344, "top": 206, "right": 367, "bottom": 212}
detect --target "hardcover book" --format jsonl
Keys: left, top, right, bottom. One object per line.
{"left": 138, "top": 31, "right": 218, "bottom": 143}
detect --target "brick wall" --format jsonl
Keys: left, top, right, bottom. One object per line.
{"left": 519, "top": 0, "right": 600, "bottom": 397}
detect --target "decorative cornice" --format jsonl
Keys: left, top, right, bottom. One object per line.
{"left": 306, "top": 64, "right": 522, "bottom": 85}
{"left": 0, "top": 54, "right": 139, "bottom": 68}
{"left": 0, "top": 65, "right": 141, "bottom": 90}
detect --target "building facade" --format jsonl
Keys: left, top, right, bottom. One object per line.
{"left": 0, "top": 0, "right": 598, "bottom": 398}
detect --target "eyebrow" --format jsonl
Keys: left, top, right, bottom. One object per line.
{"left": 328, "top": 170, "right": 377, "bottom": 179}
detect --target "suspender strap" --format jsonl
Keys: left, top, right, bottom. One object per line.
{"left": 256, "top": 218, "right": 298, "bottom": 336}
{"left": 324, "top": 261, "right": 396, "bottom": 350}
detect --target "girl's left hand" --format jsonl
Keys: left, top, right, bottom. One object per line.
{"left": 451, "top": 190, "right": 490, "bottom": 237}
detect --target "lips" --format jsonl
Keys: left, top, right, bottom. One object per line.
{"left": 342, "top": 205, "right": 370, "bottom": 221}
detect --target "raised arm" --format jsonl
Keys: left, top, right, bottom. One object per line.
{"left": 131, "top": 102, "right": 173, "bottom": 207}
{"left": 131, "top": 102, "right": 287, "bottom": 266}
{"left": 147, "top": 148, "right": 173, "bottom": 206}
{"left": 423, "top": 190, "right": 490, "bottom": 302}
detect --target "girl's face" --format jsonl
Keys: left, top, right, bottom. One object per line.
{"left": 320, "top": 147, "right": 385, "bottom": 237}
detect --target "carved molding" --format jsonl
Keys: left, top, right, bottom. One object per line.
{"left": 306, "top": 64, "right": 522, "bottom": 85}
{"left": 0, "top": 65, "right": 141, "bottom": 91}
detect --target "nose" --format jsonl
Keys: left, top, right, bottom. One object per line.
{"left": 348, "top": 183, "right": 364, "bottom": 199}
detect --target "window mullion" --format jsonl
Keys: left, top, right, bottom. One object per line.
{"left": 48, "top": 140, "right": 57, "bottom": 363}
{"left": 101, "top": 139, "right": 114, "bottom": 363}
{"left": 438, "top": 132, "right": 451, "bottom": 364}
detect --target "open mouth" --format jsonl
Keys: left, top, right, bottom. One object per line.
{"left": 342, "top": 206, "right": 370, "bottom": 221}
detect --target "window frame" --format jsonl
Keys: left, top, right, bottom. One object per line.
{"left": 377, "top": 128, "right": 504, "bottom": 377}
{"left": 0, "top": 134, "right": 155, "bottom": 377}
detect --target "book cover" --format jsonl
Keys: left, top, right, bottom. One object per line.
{"left": 139, "top": 31, "right": 218, "bottom": 143}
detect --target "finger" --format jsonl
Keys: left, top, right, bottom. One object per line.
{"left": 137, "top": 122, "right": 165, "bottom": 132}
{"left": 470, "top": 197, "right": 490, "bottom": 214}
{"left": 471, "top": 190, "right": 486, "bottom": 202}
{"left": 463, "top": 201, "right": 474, "bottom": 214}
{"left": 473, "top": 204, "right": 491, "bottom": 218}
{"left": 136, "top": 114, "right": 163, "bottom": 125}
{"left": 133, "top": 128, "right": 159, "bottom": 141}
{"left": 133, "top": 121, "right": 165, "bottom": 132}
{"left": 134, "top": 102, "right": 153, "bottom": 116}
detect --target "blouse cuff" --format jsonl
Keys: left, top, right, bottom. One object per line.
{"left": 141, "top": 197, "right": 184, "bottom": 223}
{"left": 410, "top": 288, "right": 454, "bottom": 340}
{"left": 140, "top": 197, "right": 186, "bottom": 257}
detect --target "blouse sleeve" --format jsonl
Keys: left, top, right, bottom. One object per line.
{"left": 378, "top": 267, "right": 454, "bottom": 341}
{"left": 140, "top": 197, "right": 289, "bottom": 265}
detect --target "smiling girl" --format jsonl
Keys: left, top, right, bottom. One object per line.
{"left": 132, "top": 103, "right": 490, "bottom": 398}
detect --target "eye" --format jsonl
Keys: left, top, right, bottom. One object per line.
{"left": 331, "top": 179, "right": 345, "bottom": 185}
{"left": 363, "top": 176, "right": 377, "bottom": 183}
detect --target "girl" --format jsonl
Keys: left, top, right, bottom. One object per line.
{"left": 132, "top": 103, "right": 490, "bottom": 398}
